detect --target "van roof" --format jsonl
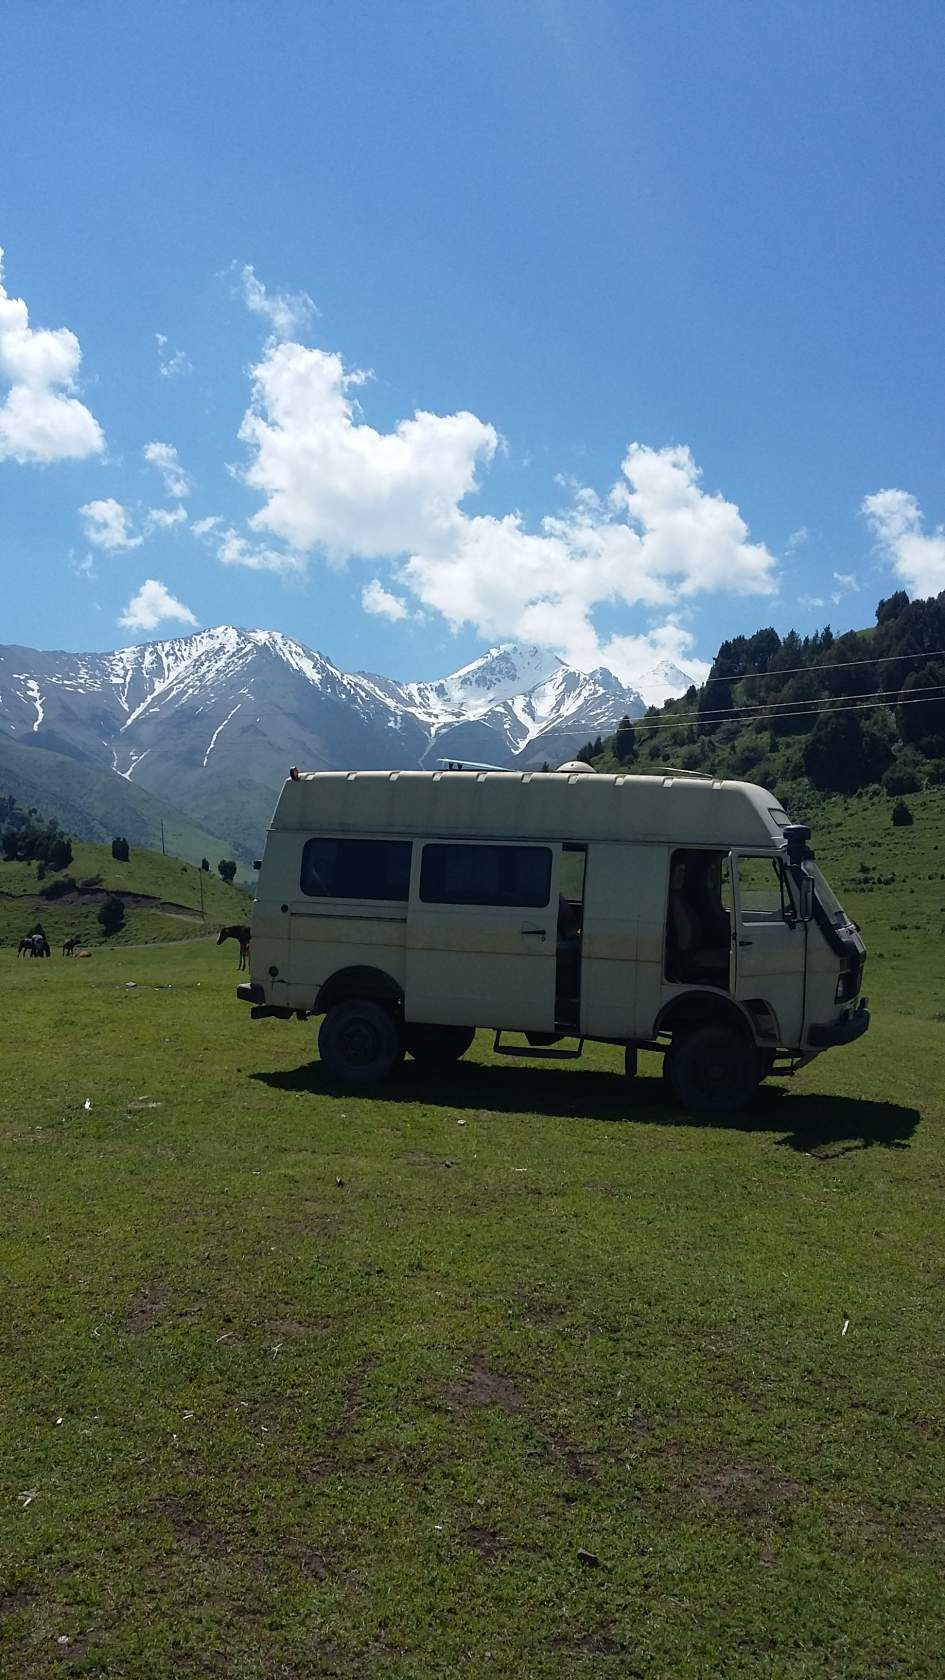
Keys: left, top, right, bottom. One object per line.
{"left": 270, "top": 770, "right": 790, "bottom": 848}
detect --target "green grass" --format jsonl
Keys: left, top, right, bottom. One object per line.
{"left": 0, "top": 841, "right": 251, "bottom": 951}
{"left": 1, "top": 806, "right": 944, "bottom": 1676}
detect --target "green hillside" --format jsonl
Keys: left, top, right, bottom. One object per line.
{"left": 591, "top": 588, "right": 945, "bottom": 809}
{"left": 0, "top": 839, "right": 251, "bottom": 950}
{"left": 0, "top": 733, "right": 248, "bottom": 871}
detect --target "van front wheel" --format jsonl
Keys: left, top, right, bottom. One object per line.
{"left": 403, "top": 1024, "right": 475, "bottom": 1065}
{"left": 664, "top": 1024, "right": 760, "bottom": 1114}
{"left": 318, "top": 999, "right": 404, "bottom": 1084}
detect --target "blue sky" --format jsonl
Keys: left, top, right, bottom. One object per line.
{"left": 2, "top": 0, "right": 944, "bottom": 684}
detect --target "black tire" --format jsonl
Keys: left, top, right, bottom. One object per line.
{"left": 664, "top": 1024, "right": 761, "bottom": 1114}
{"left": 403, "top": 1024, "right": 475, "bottom": 1064}
{"left": 624, "top": 1045, "right": 638, "bottom": 1080}
{"left": 318, "top": 998, "right": 404, "bottom": 1084}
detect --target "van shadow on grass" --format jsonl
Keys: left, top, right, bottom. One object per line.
{"left": 252, "top": 1060, "right": 919, "bottom": 1157}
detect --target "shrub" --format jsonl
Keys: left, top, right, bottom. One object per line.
{"left": 111, "top": 836, "right": 130, "bottom": 861}
{"left": 98, "top": 895, "right": 126, "bottom": 936}
{"left": 891, "top": 799, "right": 914, "bottom": 828}
{"left": 882, "top": 765, "right": 922, "bottom": 796}
{"left": 218, "top": 859, "right": 237, "bottom": 884}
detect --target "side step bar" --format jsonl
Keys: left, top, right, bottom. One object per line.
{"left": 493, "top": 1030, "right": 585, "bottom": 1060}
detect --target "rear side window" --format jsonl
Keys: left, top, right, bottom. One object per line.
{"left": 300, "top": 837, "right": 412, "bottom": 901}
{"left": 420, "top": 843, "right": 552, "bottom": 908}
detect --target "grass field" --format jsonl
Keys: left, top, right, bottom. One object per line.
{"left": 0, "top": 842, "right": 251, "bottom": 952}
{"left": 1, "top": 795, "right": 944, "bottom": 1677}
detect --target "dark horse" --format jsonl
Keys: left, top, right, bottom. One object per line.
{"left": 217, "top": 924, "right": 251, "bottom": 970}
{"left": 19, "top": 933, "right": 50, "bottom": 957}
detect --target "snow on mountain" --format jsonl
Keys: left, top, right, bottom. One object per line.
{"left": 635, "top": 659, "right": 699, "bottom": 710}
{"left": 0, "top": 628, "right": 695, "bottom": 845}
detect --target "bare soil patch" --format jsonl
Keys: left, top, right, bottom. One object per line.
{"left": 443, "top": 1357, "right": 524, "bottom": 1414}
{"left": 123, "top": 1288, "right": 168, "bottom": 1335}
{"left": 689, "top": 1463, "right": 802, "bottom": 1516}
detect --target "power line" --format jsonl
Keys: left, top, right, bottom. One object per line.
{"left": 695, "top": 644, "right": 945, "bottom": 686}
{"left": 632, "top": 689, "right": 945, "bottom": 733}
{"left": 663, "top": 680, "right": 945, "bottom": 727}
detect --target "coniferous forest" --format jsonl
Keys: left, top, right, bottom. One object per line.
{"left": 588, "top": 589, "right": 945, "bottom": 806}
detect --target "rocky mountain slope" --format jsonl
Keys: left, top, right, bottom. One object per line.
{"left": 0, "top": 628, "right": 694, "bottom": 853}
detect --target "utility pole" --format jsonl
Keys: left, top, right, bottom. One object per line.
{"left": 198, "top": 865, "right": 204, "bottom": 920}
{"left": 160, "top": 818, "right": 166, "bottom": 856}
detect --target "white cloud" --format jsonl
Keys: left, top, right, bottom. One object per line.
{"left": 69, "top": 552, "right": 96, "bottom": 580}
{"left": 155, "top": 333, "right": 191, "bottom": 378}
{"left": 0, "top": 248, "right": 105, "bottom": 463}
{"left": 362, "top": 579, "right": 409, "bottom": 620}
{"left": 144, "top": 440, "right": 191, "bottom": 498}
{"left": 832, "top": 570, "right": 859, "bottom": 590}
{"left": 798, "top": 593, "right": 825, "bottom": 609}
{"left": 118, "top": 578, "right": 198, "bottom": 632}
{"left": 80, "top": 497, "right": 142, "bottom": 550}
{"left": 192, "top": 516, "right": 302, "bottom": 573}
{"left": 146, "top": 504, "right": 187, "bottom": 529}
{"left": 240, "top": 264, "right": 317, "bottom": 339}
{"left": 235, "top": 337, "right": 775, "bottom": 679}
{"left": 862, "top": 489, "right": 945, "bottom": 599}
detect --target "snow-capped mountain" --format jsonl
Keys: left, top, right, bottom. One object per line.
{"left": 0, "top": 629, "right": 694, "bottom": 850}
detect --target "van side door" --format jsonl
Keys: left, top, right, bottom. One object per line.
{"left": 405, "top": 840, "right": 559, "bottom": 1031}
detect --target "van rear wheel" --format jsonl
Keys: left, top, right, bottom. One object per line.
{"left": 664, "top": 1024, "right": 760, "bottom": 1114}
{"left": 403, "top": 1024, "right": 475, "bottom": 1065}
{"left": 318, "top": 999, "right": 404, "bottom": 1084}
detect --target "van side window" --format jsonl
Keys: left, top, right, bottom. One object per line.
{"left": 420, "top": 843, "right": 552, "bottom": 908}
{"left": 665, "top": 848, "right": 731, "bottom": 989}
{"left": 300, "top": 838, "right": 412, "bottom": 901}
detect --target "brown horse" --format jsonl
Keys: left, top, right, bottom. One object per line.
{"left": 217, "top": 924, "right": 251, "bottom": 970}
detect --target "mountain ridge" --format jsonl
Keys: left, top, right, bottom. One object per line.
{"left": 0, "top": 627, "right": 696, "bottom": 856}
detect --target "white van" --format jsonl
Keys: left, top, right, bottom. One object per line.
{"left": 237, "top": 768, "right": 868, "bottom": 1112}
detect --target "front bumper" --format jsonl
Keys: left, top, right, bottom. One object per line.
{"left": 236, "top": 982, "right": 265, "bottom": 1005}
{"left": 808, "top": 998, "right": 870, "bottom": 1049}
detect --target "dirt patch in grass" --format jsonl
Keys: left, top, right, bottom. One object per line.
{"left": 443, "top": 1357, "right": 525, "bottom": 1414}
{"left": 153, "top": 1498, "right": 232, "bottom": 1558}
{"left": 688, "top": 1463, "right": 802, "bottom": 1516}
{"left": 264, "top": 1318, "right": 331, "bottom": 1338}
{"left": 0, "top": 1587, "right": 36, "bottom": 1616}
{"left": 123, "top": 1288, "right": 168, "bottom": 1335}
{"left": 461, "top": 1525, "right": 508, "bottom": 1560}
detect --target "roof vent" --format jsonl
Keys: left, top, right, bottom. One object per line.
{"left": 556, "top": 760, "right": 596, "bottom": 774}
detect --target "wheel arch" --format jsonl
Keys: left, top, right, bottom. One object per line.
{"left": 654, "top": 989, "right": 757, "bottom": 1042}
{"left": 313, "top": 965, "right": 404, "bottom": 1016}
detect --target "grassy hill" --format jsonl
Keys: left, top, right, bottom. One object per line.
{"left": 0, "top": 733, "right": 249, "bottom": 871}
{"left": 0, "top": 839, "right": 251, "bottom": 950}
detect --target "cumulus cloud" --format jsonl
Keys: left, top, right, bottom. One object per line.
{"left": 192, "top": 516, "right": 302, "bottom": 573}
{"left": 240, "top": 264, "right": 317, "bottom": 339}
{"left": 118, "top": 578, "right": 198, "bottom": 632}
{"left": 0, "top": 247, "right": 105, "bottom": 463}
{"left": 80, "top": 497, "right": 142, "bottom": 550}
{"left": 362, "top": 579, "right": 409, "bottom": 620}
{"left": 147, "top": 504, "right": 187, "bottom": 529}
{"left": 144, "top": 440, "right": 191, "bottom": 498}
{"left": 155, "top": 333, "right": 191, "bottom": 378}
{"left": 236, "top": 336, "right": 776, "bottom": 679}
{"left": 862, "top": 489, "right": 945, "bottom": 599}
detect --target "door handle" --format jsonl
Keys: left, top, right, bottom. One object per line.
{"left": 520, "top": 925, "right": 546, "bottom": 940}
{"left": 739, "top": 939, "right": 753, "bottom": 948}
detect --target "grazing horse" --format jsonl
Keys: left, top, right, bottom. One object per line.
{"left": 19, "top": 934, "right": 50, "bottom": 957}
{"left": 217, "top": 924, "right": 251, "bottom": 970}
{"left": 63, "top": 936, "right": 79, "bottom": 957}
